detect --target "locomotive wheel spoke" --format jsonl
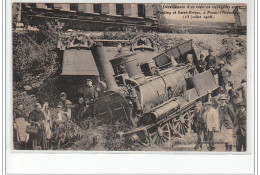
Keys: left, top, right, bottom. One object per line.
{"left": 169, "top": 111, "right": 193, "bottom": 137}
{"left": 148, "top": 123, "right": 171, "bottom": 147}
{"left": 150, "top": 132, "right": 157, "bottom": 137}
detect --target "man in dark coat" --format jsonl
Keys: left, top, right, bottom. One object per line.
{"left": 193, "top": 101, "right": 207, "bottom": 150}
{"left": 72, "top": 96, "right": 86, "bottom": 124}
{"left": 218, "top": 94, "right": 235, "bottom": 151}
{"left": 235, "top": 102, "right": 247, "bottom": 152}
{"left": 28, "top": 103, "right": 46, "bottom": 150}
{"left": 236, "top": 79, "right": 247, "bottom": 103}
{"left": 84, "top": 79, "right": 98, "bottom": 106}
{"left": 215, "top": 61, "right": 232, "bottom": 92}
{"left": 198, "top": 54, "right": 207, "bottom": 72}
{"left": 205, "top": 49, "right": 216, "bottom": 70}
{"left": 227, "top": 80, "right": 239, "bottom": 113}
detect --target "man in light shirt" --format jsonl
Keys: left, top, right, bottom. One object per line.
{"left": 204, "top": 101, "right": 219, "bottom": 151}
{"left": 218, "top": 94, "right": 235, "bottom": 151}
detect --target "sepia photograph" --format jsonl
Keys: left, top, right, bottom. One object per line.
{"left": 12, "top": 3, "right": 247, "bottom": 152}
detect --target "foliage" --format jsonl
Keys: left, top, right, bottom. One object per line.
{"left": 13, "top": 21, "right": 62, "bottom": 83}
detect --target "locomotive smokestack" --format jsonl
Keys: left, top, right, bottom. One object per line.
{"left": 90, "top": 42, "right": 118, "bottom": 91}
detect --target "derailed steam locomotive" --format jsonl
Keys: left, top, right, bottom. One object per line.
{"left": 87, "top": 36, "right": 219, "bottom": 147}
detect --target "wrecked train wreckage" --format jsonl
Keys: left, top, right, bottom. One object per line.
{"left": 40, "top": 33, "right": 220, "bottom": 147}
{"left": 87, "top": 36, "right": 220, "bottom": 147}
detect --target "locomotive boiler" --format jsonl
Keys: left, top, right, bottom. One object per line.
{"left": 88, "top": 36, "right": 219, "bottom": 147}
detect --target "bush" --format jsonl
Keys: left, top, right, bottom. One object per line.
{"left": 13, "top": 21, "right": 62, "bottom": 83}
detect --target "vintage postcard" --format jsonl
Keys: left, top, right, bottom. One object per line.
{"left": 12, "top": 3, "right": 247, "bottom": 152}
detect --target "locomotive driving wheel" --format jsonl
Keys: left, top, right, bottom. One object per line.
{"left": 148, "top": 123, "right": 171, "bottom": 147}
{"left": 169, "top": 111, "right": 191, "bottom": 137}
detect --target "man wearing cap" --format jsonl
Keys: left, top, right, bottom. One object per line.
{"left": 58, "top": 92, "right": 67, "bottom": 111}
{"left": 218, "top": 94, "right": 235, "bottom": 151}
{"left": 84, "top": 79, "right": 98, "bottom": 106}
{"left": 204, "top": 101, "right": 219, "bottom": 151}
{"left": 227, "top": 80, "right": 239, "bottom": 113}
{"left": 205, "top": 49, "right": 216, "bottom": 70}
{"left": 215, "top": 61, "right": 232, "bottom": 92}
{"left": 198, "top": 54, "right": 207, "bottom": 72}
{"left": 193, "top": 101, "right": 207, "bottom": 150}
{"left": 235, "top": 102, "right": 247, "bottom": 152}
{"left": 236, "top": 79, "right": 247, "bottom": 103}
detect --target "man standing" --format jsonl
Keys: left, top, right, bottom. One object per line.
{"left": 194, "top": 101, "right": 207, "bottom": 150}
{"left": 215, "top": 61, "right": 232, "bottom": 92}
{"left": 227, "top": 80, "right": 239, "bottom": 113}
{"left": 235, "top": 102, "right": 247, "bottom": 152}
{"left": 84, "top": 79, "right": 98, "bottom": 106}
{"left": 73, "top": 96, "right": 86, "bottom": 124}
{"left": 236, "top": 79, "right": 247, "bottom": 103}
{"left": 204, "top": 101, "right": 219, "bottom": 151}
{"left": 218, "top": 94, "right": 235, "bottom": 151}
{"left": 205, "top": 49, "right": 216, "bottom": 70}
{"left": 198, "top": 54, "right": 207, "bottom": 72}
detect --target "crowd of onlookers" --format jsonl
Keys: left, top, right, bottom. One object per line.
{"left": 13, "top": 78, "right": 105, "bottom": 150}
{"left": 193, "top": 93, "right": 246, "bottom": 152}
{"left": 192, "top": 48, "right": 247, "bottom": 152}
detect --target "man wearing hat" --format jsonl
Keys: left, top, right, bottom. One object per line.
{"left": 204, "top": 101, "right": 219, "bottom": 151}
{"left": 193, "top": 101, "right": 207, "bottom": 150}
{"left": 235, "top": 102, "right": 247, "bottom": 151}
{"left": 236, "top": 79, "right": 247, "bottom": 103}
{"left": 58, "top": 92, "right": 67, "bottom": 111}
{"left": 215, "top": 61, "right": 232, "bottom": 92}
{"left": 84, "top": 79, "right": 98, "bottom": 106}
{"left": 218, "top": 94, "right": 235, "bottom": 151}
{"left": 205, "top": 49, "right": 216, "bottom": 70}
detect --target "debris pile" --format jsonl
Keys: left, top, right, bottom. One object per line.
{"left": 51, "top": 120, "right": 84, "bottom": 149}
{"left": 68, "top": 125, "right": 126, "bottom": 151}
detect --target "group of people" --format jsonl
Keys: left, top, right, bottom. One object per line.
{"left": 193, "top": 74, "right": 246, "bottom": 152}
{"left": 193, "top": 48, "right": 247, "bottom": 152}
{"left": 193, "top": 94, "right": 246, "bottom": 152}
{"left": 13, "top": 102, "right": 52, "bottom": 150}
{"left": 198, "top": 48, "right": 233, "bottom": 93}
{"left": 13, "top": 78, "right": 105, "bottom": 150}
